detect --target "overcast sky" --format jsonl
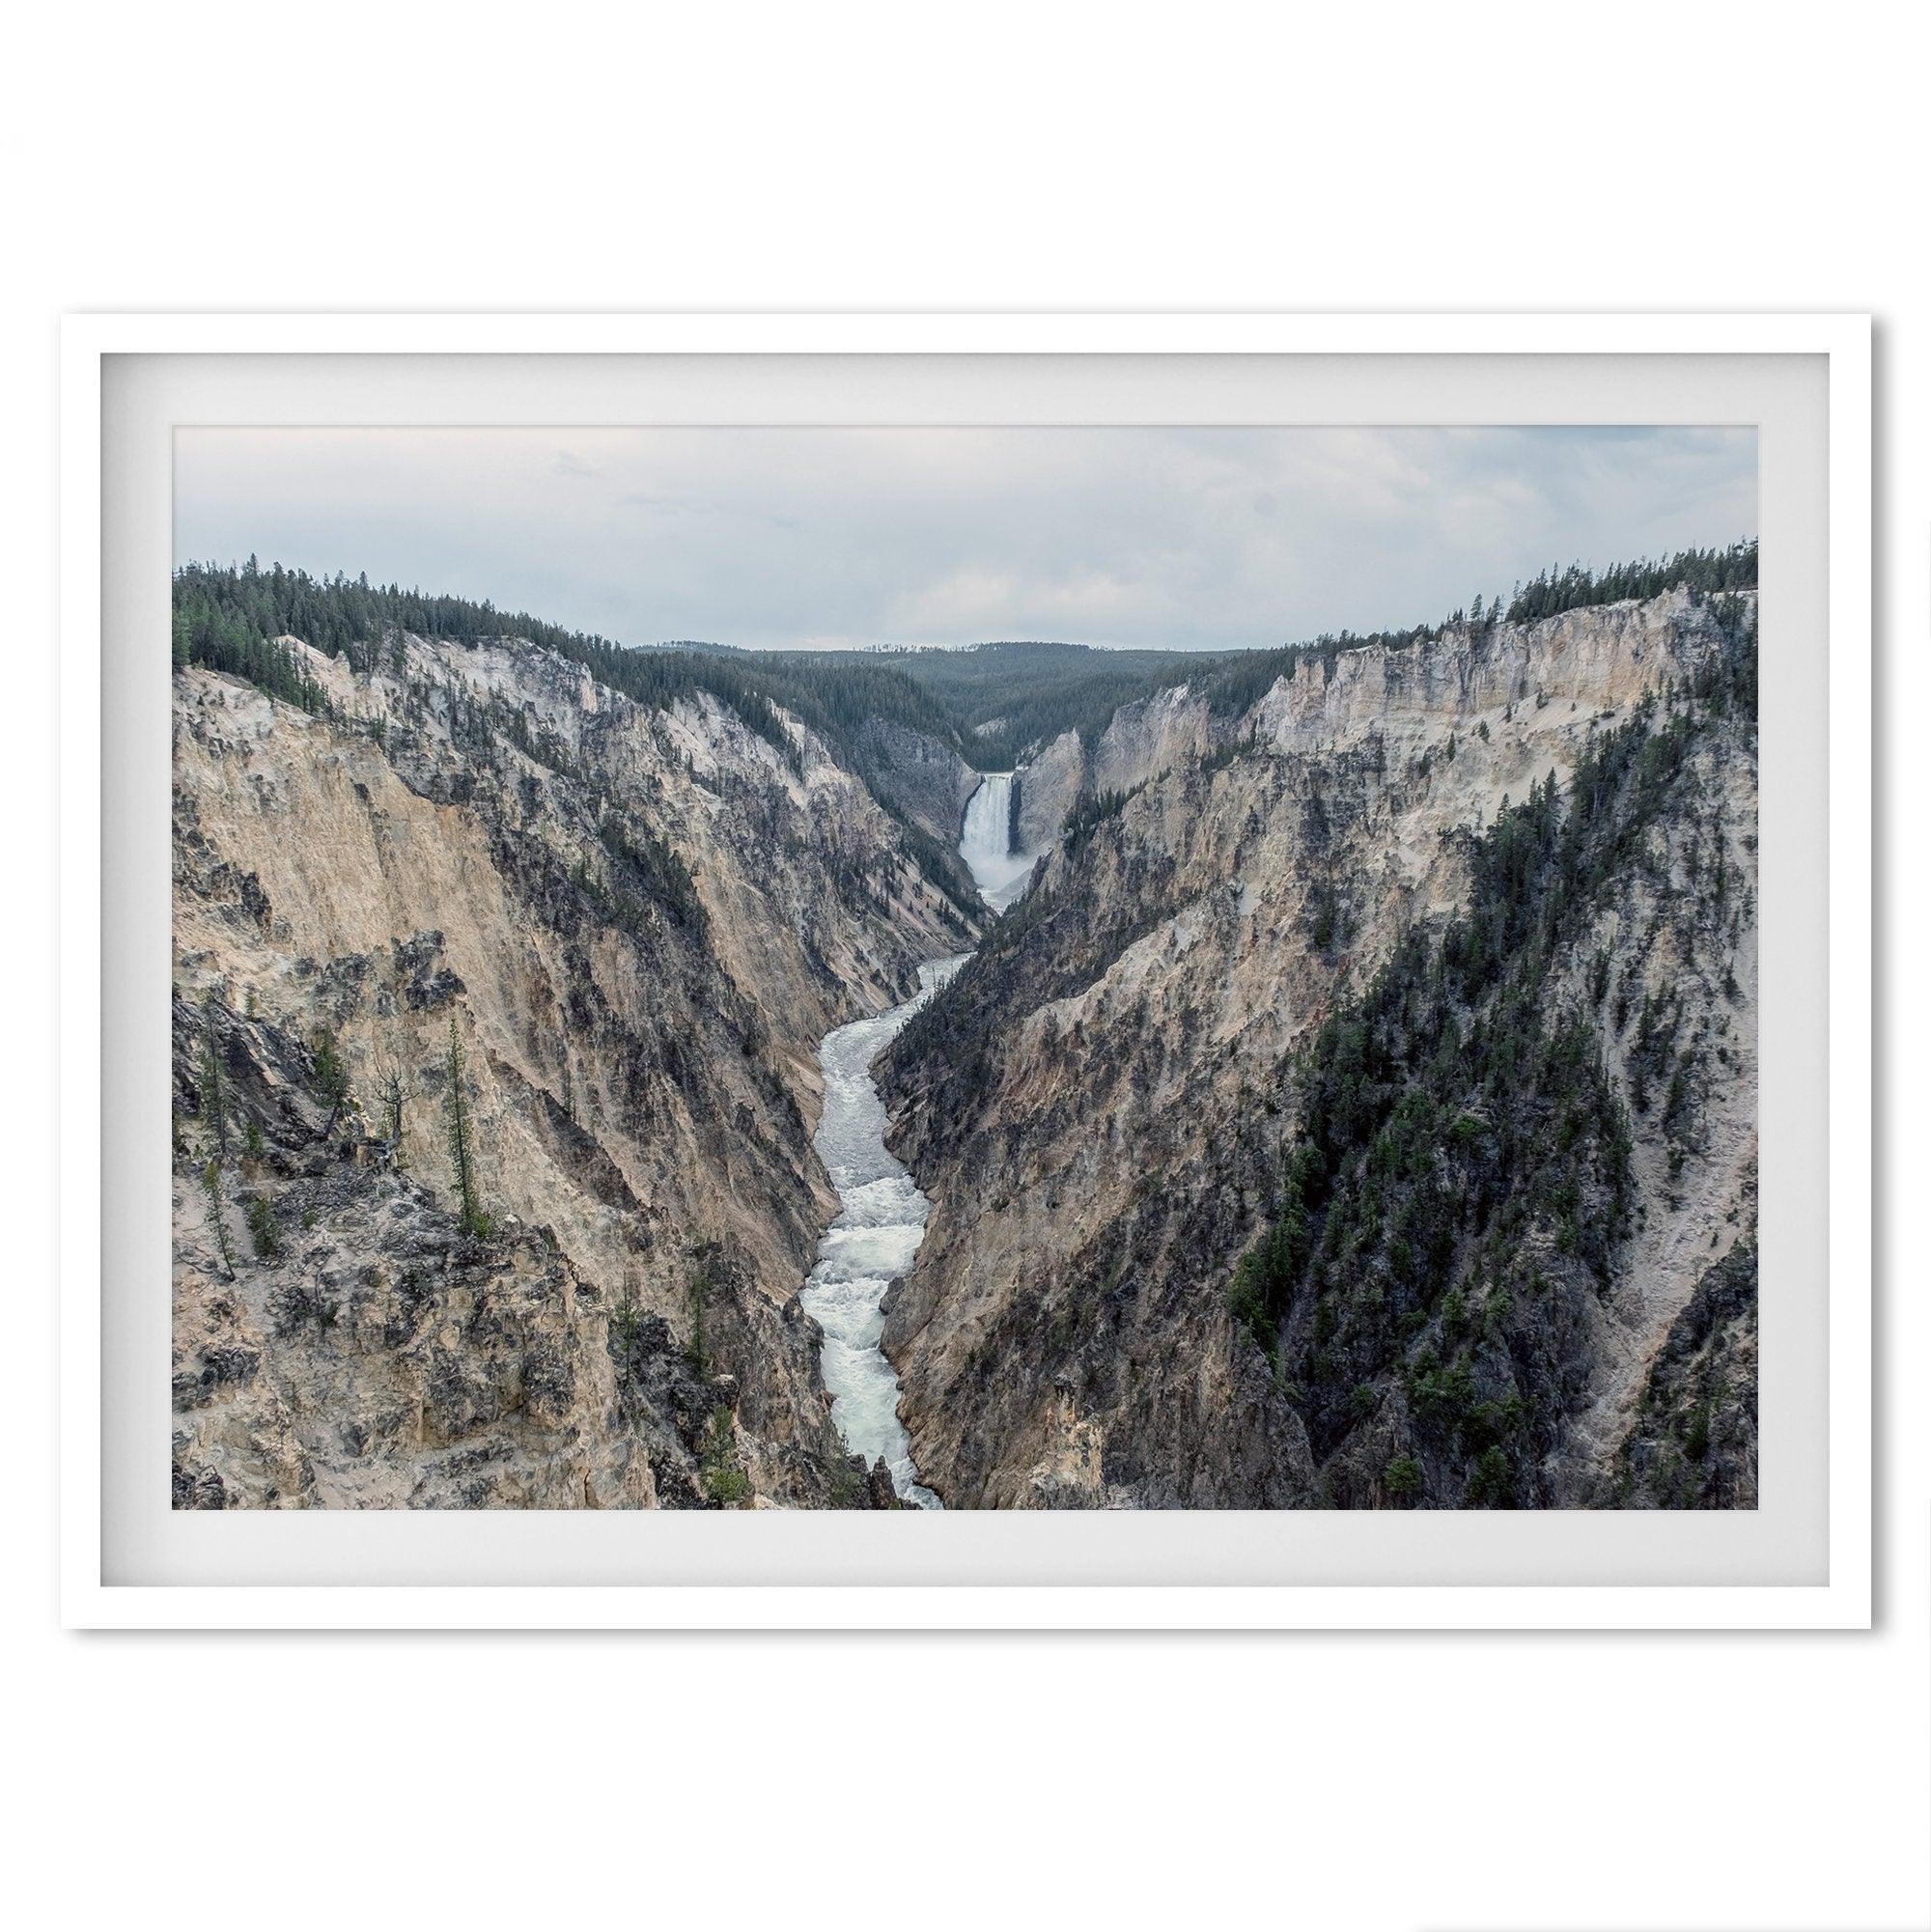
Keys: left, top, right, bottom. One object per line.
{"left": 175, "top": 426, "right": 1756, "bottom": 653}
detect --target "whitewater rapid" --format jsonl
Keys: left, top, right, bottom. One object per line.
{"left": 800, "top": 955, "right": 967, "bottom": 1507}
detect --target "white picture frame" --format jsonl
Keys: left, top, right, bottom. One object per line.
{"left": 62, "top": 313, "right": 1871, "bottom": 1629}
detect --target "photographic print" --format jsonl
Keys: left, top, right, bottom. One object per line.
{"left": 168, "top": 424, "right": 1760, "bottom": 1514}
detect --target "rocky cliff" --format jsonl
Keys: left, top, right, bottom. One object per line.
{"left": 854, "top": 716, "right": 983, "bottom": 847}
{"left": 879, "top": 589, "right": 1759, "bottom": 1507}
{"left": 172, "top": 630, "right": 975, "bottom": 1508}
{"left": 1011, "top": 684, "right": 1214, "bottom": 856}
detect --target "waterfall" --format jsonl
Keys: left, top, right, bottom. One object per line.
{"left": 959, "top": 772, "right": 1034, "bottom": 911}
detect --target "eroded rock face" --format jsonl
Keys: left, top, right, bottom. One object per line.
{"left": 172, "top": 630, "right": 976, "bottom": 1508}
{"left": 1584, "top": 1236, "right": 1758, "bottom": 1510}
{"left": 880, "top": 592, "right": 1758, "bottom": 1508}
{"left": 1012, "top": 588, "right": 1721, "bottom": 853}
{"left": 1010, "top": 683, "right": 1212, "bottom": 858}
{"left": 854, "top": 717, "right": 983, "bottom": 846}
{"left": 1011, "top": 729, "right": 1084, "bottom": 854}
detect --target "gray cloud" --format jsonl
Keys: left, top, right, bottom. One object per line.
{"left": 174, "top": 426, "right": 1756, "bottom": 653}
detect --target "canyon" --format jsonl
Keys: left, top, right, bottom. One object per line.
{"left": 172, "top": 564, "right": 1758, "bottom": 1510}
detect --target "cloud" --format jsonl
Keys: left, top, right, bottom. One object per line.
{"left": 174, "top": 426, "right": 1756, "bottom": 653}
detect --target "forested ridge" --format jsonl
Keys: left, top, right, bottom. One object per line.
{"left": 173, "top": 560, "right": 968, "bottom": 775}
{"left": 762, "top": 639, "right": 1201, "bottom": 769}
{"left": 176, "top": 542, "right": 1756, "bottom": 778}
{"left": 1139, "top": 541, "right": 1760, "bottom": 724}
{"left": 1227, "top": 594, "right": 1757, "bottom": 1506}
{"left": 1500, "top": 542, "right": 1757, "bottom": 627}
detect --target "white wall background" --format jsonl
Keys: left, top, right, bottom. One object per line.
{"left": 8, "top": 5, "right": 1923, "bottom": 1926}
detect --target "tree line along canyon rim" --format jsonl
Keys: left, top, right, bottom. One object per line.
{"left": 169, "top": 542, "right": 1761, "bottom": 1511}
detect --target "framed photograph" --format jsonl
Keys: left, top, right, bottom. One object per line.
{"left": 62, "top": 314, "right": 1870, "bottom": 1628}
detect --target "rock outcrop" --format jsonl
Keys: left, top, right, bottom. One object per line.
{"left": 1011, "top": 683, "right": 1213, "bottom": 856}
{"left": 1586, "top": 1234, "right": 1758, "bottom": 1509}
{"left": 854, "top": 716, "right": 983, "bottom": 846}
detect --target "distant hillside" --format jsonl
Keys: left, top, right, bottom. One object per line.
{"left": 768, "top": 541, "right": 1757, "bottom": 768}
{"left": 759, "top": 639, "right": 1206, "bottom": 769}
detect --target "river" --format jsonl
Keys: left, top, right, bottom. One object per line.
{"left": 799, "top": 955, "right": 966, "bottom": 1506}
{"left": 799, "top": 772, "right": 1029, "bottom": 1505}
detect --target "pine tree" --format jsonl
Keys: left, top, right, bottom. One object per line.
{"left": 686, "top": 1261, "right": 712, "bottom": 1377}
{"left": 198, "top": 997, "right": 229, "bottom": 1162}
{"left": 442, "top": 1015, "right": 488, "bottom": 1237}
{"left": 201, "top": 1157, "right": 234, "bottom": 1278}
{"left": 311, "top": 1028, "right": 351, "bottom": 1133}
